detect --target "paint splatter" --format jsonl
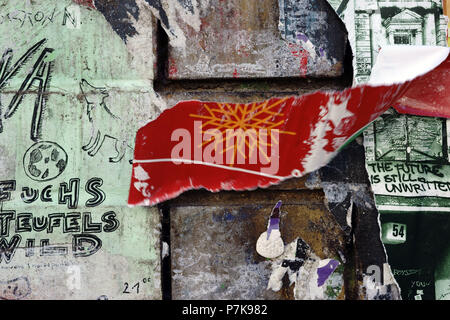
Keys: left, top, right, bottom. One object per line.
{"left": 168, "top": 58, "right": 178, "bottom": 77}
{"left": 317, "top": 259, "right": 340, "bottom": 287}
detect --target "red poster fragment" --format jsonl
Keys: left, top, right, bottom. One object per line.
{"left": 394, "top": 56, "right": 450, "bottom": 118}
{"left": 128, "top": 52, "right": 449, "bottom": 206}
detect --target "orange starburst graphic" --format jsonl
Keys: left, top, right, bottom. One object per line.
{"left": 189, "top": 98, "right": 296, "bottom": 166}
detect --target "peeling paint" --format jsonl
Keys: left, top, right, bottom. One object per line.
{"left": 129, "top": 49, "right": 448, "bottom": 206}
{"left": 145, "top": 0, "right": 209, "bottom": 50}
{"left": 266, "top": 238, "right": 343, "bottom": 300}
{"left": 162, "top": 241, "right": 169, "bottom": 259}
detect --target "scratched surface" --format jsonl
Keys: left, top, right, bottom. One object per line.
{"left": 165, "top": 0, "right": 348, "bottom": 79}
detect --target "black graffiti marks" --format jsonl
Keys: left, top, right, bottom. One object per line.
{"left": 367, "top": 161, "right": 450, "bottom": 194}
{"left": 0, "top": 179, "right": 119, "bottom": 264}
{"left": 0, "top": 235, "right": 21, "bottom": 264}
{"left": 0, "top": 8, "right": 57, "bottom": 28}
{"left": 0, "top": 276, "right": 31, "bottom": 300}
{"left": 10, "top": 212, "right": 116, "bottom": 235}
{"left": 6, "top": 211, "right": 120, "bottom": 236}
{"left": 72, "top": 234, "right": 103, "bottom": 257}
{"left": 122, "top": 277, "right": 152, "bottom": 295}
{"left": 23, "top": 141, "right": 68, "bottom": 182}
{"left": 144, "top": 0, "right": 194, "bottom": 37}
{"left": 0, "top": 211, "right": 120, "bottom": 263}
{"left": 0, "top": 39, "right": 54, "bottom": 141}
{"left": 0, "top": 40, "right": 44, "bottom": 88}
{"left": 58, "top": 179, "right": 80, "bottom": 209}
{"left": 21, "top": 188, "right": 38, "bottom": 204}
{"left": 79, "top": 79, "right": 132, "bottom": 163}
{"left": 0, "top": 181, "right": 16, "bottom": 241}
{"left": 23, "top": 234, "right": 103, "bottom": 259}
{"left": 94, "top": 0, "right": 195, "bottom": 43}
{"left": 5, "top": 48, "right": 53, "bottom": 141}
{"left": 19, "top": 177, "right": 106, "bottom": 209}
{"left": 85, "top": 178, "right": 106, "bottom": 207}
{"left": 94, "top": 0, "right": 140, "bottom": 43}
{"left": 39, "top": 238, "right": 68, "bottom": 257}
{"left": 0, "top": 181, "right": 16, "bottom": 202}
{"left": 281, "top": 238, "right": 311, "bottom": 272}
{"left": 62, "top": 7, "right": 80, "bottom": 28}
{"left": 0, "top": 5, "right": 89, "bottom": 30}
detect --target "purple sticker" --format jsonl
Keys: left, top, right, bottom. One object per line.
{"left": 317, "top": 259, "right": 340, "bottom": 287}
{"left": 267, "top": 217, "right": 280, "bottom": 240}
{"left": 266, "top": 200, "right": 282, "bottom": 240}
{"left": 296, "top": 33, "right": 308, "bottom": 43}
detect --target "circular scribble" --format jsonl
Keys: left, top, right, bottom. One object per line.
{"left": 23, "top": 141, "right": 68, "bottom": 182}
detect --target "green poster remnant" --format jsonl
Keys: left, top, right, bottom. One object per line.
{"left": 328, "top": 0, "right": 450, "bottom": 300}
{"left": 365, "top": 112, "right": 450, "bottom": 211}
{"left": 0, "top": 0, "right": 160, "bottom": 299}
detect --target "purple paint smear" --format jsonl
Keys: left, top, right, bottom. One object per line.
{"left": 266, "top": 218, "right": 280, "bottom": 240}
{"left": 273, "top": 200, "right": 282, "bottom": 211}
{"left": 296, "top": 33, "right": 308, "bottom": 43}
{"left": 317, "top": 259, "right": 340, "bottom": 287}
{"left": 266, "top": 200, "right": 282, "bottom": 240}
{"left": 319, "top": 48, "right": 325, "bottom": 57}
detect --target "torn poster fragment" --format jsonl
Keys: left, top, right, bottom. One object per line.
{"left": 128, "top": 46, "right": 449, "bottom": 206}
{"left": 144, "top": 0, "right": 208, "bottom": 49}
{"left": 368, "top": 45, "right": 450, "bottom": 118}
{"left": 392, "top": 53, "right": 450, "bottom": 118}
{"left": 267, "top": 238, "right": 343, "bottom": 300}
{"left": 330, "top": 0, "right": 450, "bottom": 301}
{"left": 256, "top": 200, "right": 285, "bottom": 259}
{"left": 317, "top": 259, "right": 340, "bottom": 287}
{"left": 277, "top": 0, "right": 347, "bottom": 65}
{"left": 73, "top": 0, "right": 95, "bottom": 9}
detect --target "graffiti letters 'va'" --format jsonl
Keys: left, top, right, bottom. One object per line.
{"left": 0, "top": 38, "right": 54, "bottom": 141}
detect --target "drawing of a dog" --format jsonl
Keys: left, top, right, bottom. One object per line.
{"left": 79, "top": 79, "right": 132, "bottom": 163}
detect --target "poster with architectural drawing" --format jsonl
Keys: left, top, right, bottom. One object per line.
{"left": 328, "top": 0, "right": 450, "bottom": 300}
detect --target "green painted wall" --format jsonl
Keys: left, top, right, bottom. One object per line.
{"left": 0, "top": 0, "right": 160, "bottom": 299}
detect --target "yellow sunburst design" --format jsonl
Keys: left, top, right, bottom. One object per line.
{"left": 189, "top": 98, "right": 296, "bottom": 166}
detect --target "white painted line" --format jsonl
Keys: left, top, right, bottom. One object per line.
{"left": 133, "top": 158, "right": 286, "bottom": 180}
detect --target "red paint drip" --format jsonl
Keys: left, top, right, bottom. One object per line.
{"left": 237, "top": 45, "right": 250, "bottom": 57}
{"left": 299, "top": 49, "right": 308, "bottom": 76}
{"left": 288, "top": 43, "right": 308, "bottom": 76}
{"left": 168, "top": 58, "right": 178, "bottom": 77}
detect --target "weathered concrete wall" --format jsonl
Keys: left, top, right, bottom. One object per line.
{"left": 168, "top": 187, "right": 348, "bottom": 300}
{"left": 164, "top": 0, "right": 347, "bottom": 79}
